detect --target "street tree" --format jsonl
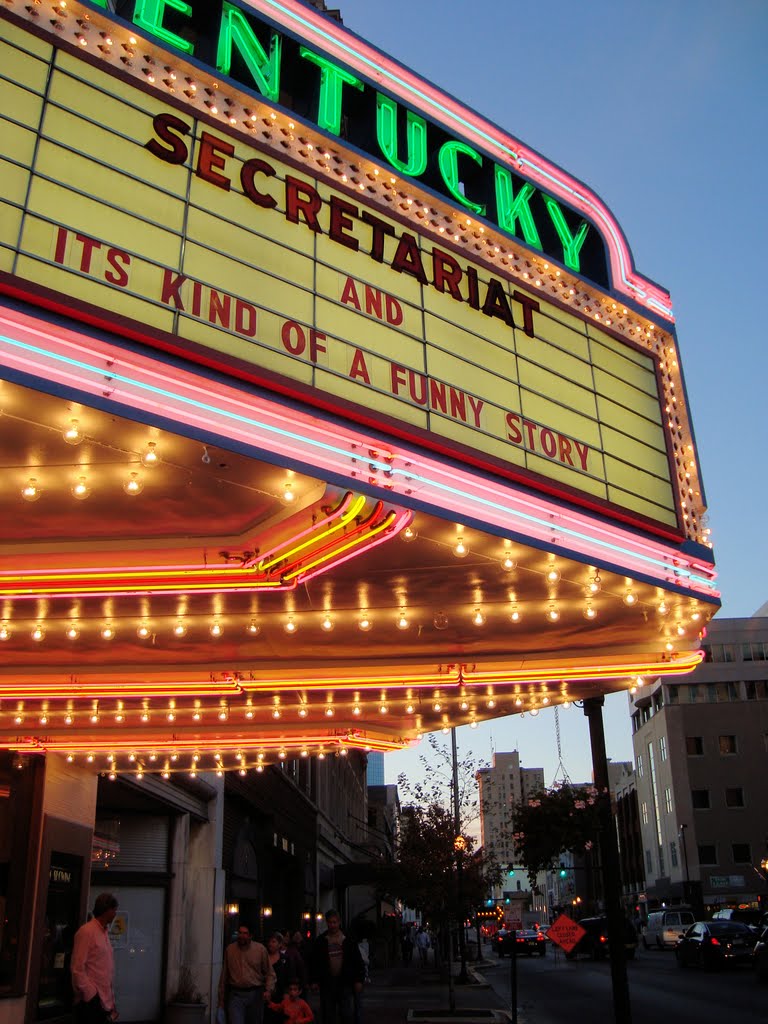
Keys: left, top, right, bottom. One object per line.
{"left": 510, "top": 782, "right": 602, "bottom": 887}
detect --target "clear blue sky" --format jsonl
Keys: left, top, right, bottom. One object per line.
{"left": 340, "top": 0, "right": 768, "bottom": 786}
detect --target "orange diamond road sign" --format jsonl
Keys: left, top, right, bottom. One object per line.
{"left": 548, "top": 913, "right": 586, "bottom": 954}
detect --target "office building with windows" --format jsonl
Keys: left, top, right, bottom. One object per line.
{"left": 630, "top": 611, "right": 768, "bottom": 911}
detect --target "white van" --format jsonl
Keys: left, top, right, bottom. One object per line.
{"left": 643, "top": 909, "right": 696, "bottom": 949}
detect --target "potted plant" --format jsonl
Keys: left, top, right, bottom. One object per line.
{"left": 165, "top": 966, "right": 208, "bottom": 1024}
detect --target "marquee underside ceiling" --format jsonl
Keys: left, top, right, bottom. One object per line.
{"left": 0, "top": 376, "right": 714, "bottom": 773}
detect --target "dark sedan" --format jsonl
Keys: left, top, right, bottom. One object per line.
{"left": 753, "top": 926, "right": 768, "bottom": 982}
{"left": 495, "top": 928, "right": 547, "bottom": 957}
{"left": 676, "top": 921, "right": 755, "bottom": 969}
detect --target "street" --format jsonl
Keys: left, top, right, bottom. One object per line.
{"left": 482, "top": 944, "right": 765, "bottom": 1024}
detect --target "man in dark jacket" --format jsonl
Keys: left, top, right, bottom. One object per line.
{"left": 309, "top": 910, "right": 365, "bottom": 1024}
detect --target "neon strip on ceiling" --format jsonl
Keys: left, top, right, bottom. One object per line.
{"left": 0, "top": 310, "right": 716, "bottom": 596}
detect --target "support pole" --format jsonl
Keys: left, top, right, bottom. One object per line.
{"left": 583, "top": 696, "right": 632, "bottom": 1024}
{"left": 508, "top": 928, "right": 518, "bottom": 1024}
{"left": 451, "top": 726, "right": 469, "bottom": 984}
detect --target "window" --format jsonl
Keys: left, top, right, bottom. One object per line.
{"left": 686, "top": 736, "right": 703, "bottom": 756}
{"left": 707, "top": 684, "right": 718, "bottom": 703}
{"left": 659, "top": 736, "right": 667, "bottom": 761}
{"left": 636, "top": 754, "right": 644, "bottom": 778}
{"left": 664, "top": 787, "right": 673, "bottom": 813}
{"left": 670, "top": 841, "right": 678, "bottom": 867}
{"left": 641, "top": 801, "right": 649, "bottom": 825}
{"left": 697, "top": 844, "right": 717, "bottom": 865}
{"left": 667, "top": 685, "right": 679, "bottom": 704}
{"left": 719, "top": 735, "right": 737, "bottom": 754}
{"left": 725, "top": 787, "right": 744, "bottom": 808}
{"left": 732, "top": 843, "right": 751, "bottom": 863}
{"left": 687, "top": 685, "right": 698, "bottom": 704}
{"left": 691, "top": 789, "right": 710, "bottom": 809}
{"left": 645, "top": 849, "right": 653, "bottom": 872}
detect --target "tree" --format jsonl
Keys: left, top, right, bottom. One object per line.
{"left": 510, "top": 783, "right": 603, "bottom": 887}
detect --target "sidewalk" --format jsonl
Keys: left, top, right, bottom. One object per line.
{"left": 348, "top": 959, "right": 520, "bottom": 1023}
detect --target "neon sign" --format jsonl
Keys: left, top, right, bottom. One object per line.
{"left": 85, "top": 0, "right": 609, "bottom": 285}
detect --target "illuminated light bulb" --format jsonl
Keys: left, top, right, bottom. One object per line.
{"left": 128, "top": 754, "right": 135, "bottom": 762}
{"left": 22, "top": 477, "right": 42, "bottom": 502}
{"left": 39, "top": 714, "right": 48, "bottom": 725}
{"left": 658, "top": 601, "right": 669, "bottom": 615}
{"left": 691, "top": 610, "right": 701, "bottom": 621}
{"left": 352, "top": 705, "right": 361, "bottom": 716}
{"left": 510, "top": 606, "right": 522, "bottom": 623}
{"left": 401, "top": 524, "right": 418, "bottom": 542}
{"left": 459, "top": 701, "right": 469, "bottom": 711}
{"left": 218, "top": 709, "right": 228, "bottom": 721}
{"left": 546, "top": 567, "right": 561, "bottom": 585}
{"left": 246, "top": 620, "right": 260, "bottom": 635}
{"left": 137, "top": 770, "right": 144, "bottom": 780}
{"left": 453, "top": 537, "right": 468, "bottom": 558}
{"left": 149, "top": 753, "right": 157, "bottom": 761}
{"left": 547, "top": 605, "right": 560, "bottom": 622}
{"left": 192, "top": 710, "right": 201, "bottom": 721}
{"left": 432, "top": 701, "right": 442, "bottom": 712}
{"left": 629, "top": 686, "right": 637, "bottom": 695}
{"left": 210, "top": 621, "right": 223, "bottom": 637}
{"left": 281, "top": 481, "right": 295, "bottom": 504}
{"left": 64, "top": 714, "right": 73, "bottom": 724}
{"left": 562, "top": 701, "right": 571, "bottom": 710}
{"left": 379, "top": 704, "right": 388, "bottom": 714}
{"left": 32, "top": 624, "right": 45, "bottom": 642}
{"left": 529, "top": 708, "right": 540, "bottom": 717}
{"left": 162, "top": 771, "right": 171, "bottom": 779}
{"left": 141, "top": 442, "right": 159, "bottom": 466}
{"left": 501, "top": 554, "right": 516, "bottom": 571}
{"left": 284, "top": 615, "right": 297, "bottom": 634}
{"left": 90, "top": 713, "right": 99, "bottom": 724}
{"left": 137, "top": 624, "right": 151, "bottom": 639}
{"left": 108, "top": 772, "right": 116, "bottom": 781}
{"left": 358, "top": 614, "right": 372, "bottom": 632}
{"left": 676, "top": 624, "right": 685, "bottom": 636}
{"left": 173, "top": 621, "right": 187, "bottom": 637}
{"left": 623, "top": 590, "right": 637, "bottom": 606}
{"left": 470, "top": 720, "right": 478, "bottom": 729}
{"left": 63, "top": 418, "right": 82, "bottom": 444}
{"left": 101, "top": 624, "right": 114, "bottom": 640}
{"left": 14, "top": 714, "right": 22, "bottom": 725}
{"left": 123, "top": 472, "right": 144, "bottom": 495}
{"left": 396, "top": 612, "right": 409, "bottom": 630}
{"left": 167, "top": 712, "right": 175, "bottom": 722}
{"left": 665, "top": 641, "right": 674, "bottom": 652}
{"left": 66, "top": 754, "right": 74, "bottom": 763}
{"left": 300, "top": 749, "right": 308, "bottom": 758}
{"left": 298, "top": 707, "right": 308, "bottom": 718}
{"left": 192, "top": 754, "right": 199, "bottom": 763}
{"left": 441, "top": 726, "right": 450, "bottom": 734}
{"left": 542, "top": 697, "right": 550, "bottom": 705}
{"left": 278, "top": 750, "right": 286, "bottom": 760}
{"left": 71, "top": 476, "right": 91, "bottom": 500}
{"left": 583, "top": 603, "right": 597, "bottom": 620}
{"left": 216, "top": 768, "right": 223, "bottom": 778}
{"left": 255, "top": 764, "right": 264, "bottom": 773}
{"left": 272, "top": 708, "right": 281, "bottom": 719}
{"left": 115, "top": 713, "right": 124, "bottom": 723}
{"left": 245, "top": 708, "right": 254, "bottom": 719}
{"left": 170, "top": 754, "right": 178, "bottom": 762}
{"left": 325, "top": 706, "right": 335, "bottom": 717}
{"left": 587, "top": 573, "right": 601, "bottom": 594}
{"left": 86, "top": 754, "right": 94, "bottom": 763}
{"left": 515, "top": 697, "right": 522, "bottom": 707}
{"left": 140, "top": 712, "right": 149, "bottom": 722}
{"left": 321, "top": 614, "right": 334, "bottom": 632}
{"left": 405, "top": 704, "right": 414, "bottom": 714}
{"left": 339, "top": 747, "right": 348, "bottom": 757}
{"left": 472, "top": 608, "right": 485, "bottom": 626}
{"left": 487, "top": 699, "right": 496, "bottom": 709}
{"left": 66, "top": 624, "right": 80, "bottom": 640}
{"left": 0, "top": 624, "right": 10, "bottom": 641}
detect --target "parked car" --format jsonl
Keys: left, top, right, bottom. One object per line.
{"left": 643, "top": 909, "right": 696, "bottom": 949}
{"left": 711, "top": 907, "right": 765, "bottom": 933}
{"left": 564, "top": 917, "right": 638, "bottom": 961}
{"left": 675, "top": 921, "right": 755, "bottom": 970}
{"left": 753, "top": 926, "right": 768, "bottom": 982}
{"left": 495, "top": 928, "right": 547, "bottom": 957}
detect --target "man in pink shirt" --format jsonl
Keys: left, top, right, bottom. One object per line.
{"left": 71, "top": 893, "right": 119, "bottom": 1024}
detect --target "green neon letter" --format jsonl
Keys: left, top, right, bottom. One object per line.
{"left": 541, "top": 195, "right": 590, "bottom": 272}
{"left": 494, "top": 166, "right": 542, "bottom": 251}
{"left": 134, "top": 0, "right": 194, "bottom": 55}
{"left": 438, "top": 140, "right": 486, "bottom": 216}
{"left": 375, "top": 93, "right": 427, "bottom": 177}
{"left": 299, "top": 48, "right": 364, "bottom": 136}
{"left": 217, "top": 2, "right": 282, "bottom": 103}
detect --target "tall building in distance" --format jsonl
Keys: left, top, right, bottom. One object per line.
{"left": 366, "top": 751, "right": 386, "bottom": 786}
{"left": 630, "top": 612, "right": 768, "bottom": 914}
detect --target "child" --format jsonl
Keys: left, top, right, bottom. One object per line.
{"left": 267, "top": 979, "right": 313, "bottom": 1024}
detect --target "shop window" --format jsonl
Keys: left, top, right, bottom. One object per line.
{"left": 732, "top": 843, "right": 751, "bottom": 863}
{"left": 718, "top": 735, "right": 737, "bottom": 755}
{"left": 725, "top": 787, "right": 744, "bottom": 808}
{"left": 0, "top": 753, "right": 45, "bottom": 995}
{"left": 691, "top": 790, "right": 710, "bottom": 809}
{"left": 686, "top": 736, "right": 703, "bottom": 756}
{"left": 697, "top": 844, "right": 717, "bottom": 865}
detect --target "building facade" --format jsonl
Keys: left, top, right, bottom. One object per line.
{"left": 630, "top": 613, "right": 768, "bottom": 913}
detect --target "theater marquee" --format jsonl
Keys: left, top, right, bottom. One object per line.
{"left": 1, "top": 38, "right": 678, "bottom": 529}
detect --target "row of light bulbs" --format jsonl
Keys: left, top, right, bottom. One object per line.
{"left": 21, "top": 431, "right": 159, "bottom": 501}
{"left": 0, "top": 601, "right": 699, "bottom": 641}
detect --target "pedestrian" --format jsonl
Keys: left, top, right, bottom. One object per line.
{"left": 71, "top": 892, "right": 119, "bottom": 1024}
{"left": 218, "top": 924, "right": 276, "bottom": 1024}
{"left": 400, "top": 926, "right": 413, "bottom": 965}
{"left": 284, "top": 930, "right": 309, "bottom": 993}
{"left": 309, "top": 909, "right": 365, "bottom": 1024}
{"left": 267, "top": 979, "right": 314, "bottom": 1024}
{"left": 415, "top": 927, "right": 430, "bottom": 967}
{"left": 264, "top": 933, "right": 290, "bottom": 1024}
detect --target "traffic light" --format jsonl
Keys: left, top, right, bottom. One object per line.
{"left": 504, "top": 897, "right": 511, "bottom": 905}
{"left": 559, "top": 863, "right": 567, "bottom": 878}
{"left": 507, "top": 864, "right": 515, "bottom": 876}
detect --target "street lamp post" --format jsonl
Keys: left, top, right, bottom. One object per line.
{"left": 679, "top": 824, "right": 690, "bottom": 885}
